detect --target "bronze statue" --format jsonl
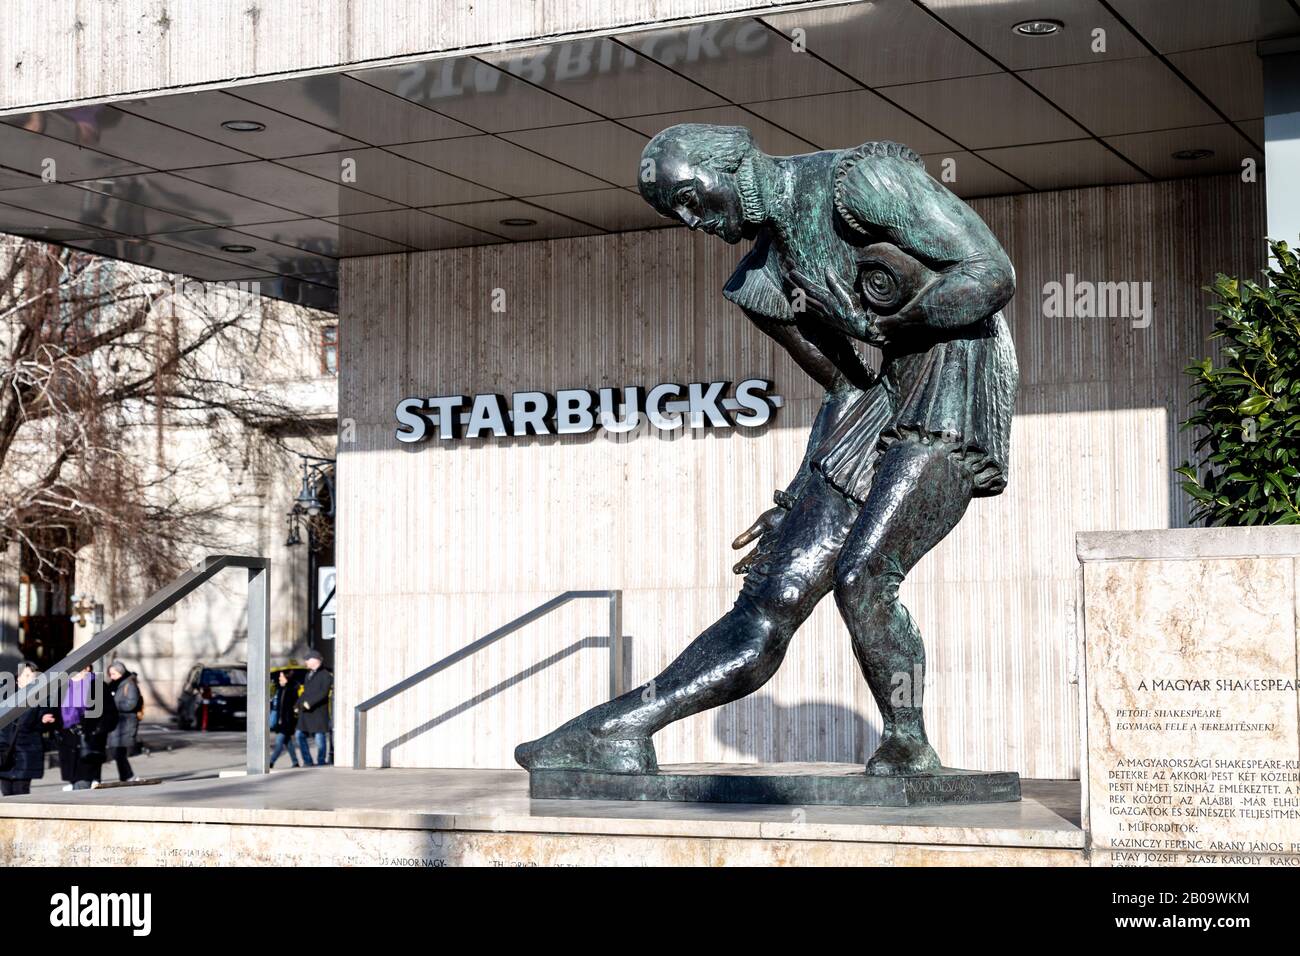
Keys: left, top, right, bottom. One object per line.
{"left": 516, "top": 125, "right": 1017, "bottom": 777}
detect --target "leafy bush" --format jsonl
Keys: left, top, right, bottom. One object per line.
{"left": 1177, "top": 239, "right": 1300, "bottom": 525}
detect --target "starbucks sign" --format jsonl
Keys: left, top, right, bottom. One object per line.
{"left": 394, "top": 378, "right": 781, "bottom": 443}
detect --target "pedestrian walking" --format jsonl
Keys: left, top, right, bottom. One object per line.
{"left": 269, "top": 670, "right": 301, "bottom": 768}
{"left": 105, "top": 661, "right": 142, "bottom": 782}
{"left": 0, "top": 662, "right": 56, "bottom": 796}
{"left": 294, "top": 651, "right": 332, "bottom": 766}
{"left": 56, "top": 666, "right": 118, "bottom": 790}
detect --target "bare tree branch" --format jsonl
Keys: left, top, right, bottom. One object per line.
{"left": 0, "top": 235, "right": 331, "bottom": 588}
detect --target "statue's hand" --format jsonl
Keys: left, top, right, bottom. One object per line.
{"left": 871, "top": 311, "right": 912, "bottom": 338}
{"left": 731, "top": 505, "right": 786, "bottom": 575}
{"left": 789, "top": 268, "right": 881, "bottom": 343}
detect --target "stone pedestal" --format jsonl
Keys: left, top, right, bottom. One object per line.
{"left": 1077, "top": 528, "right": 1300, "bottom": 866}
{"left": 529, "top": 762, "right": 1021, "bottom": 807}
{"left": 0, "top": 767, "right": 1077, "bottom": 866}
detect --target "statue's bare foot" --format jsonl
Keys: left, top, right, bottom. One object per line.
{"left": 865, "top": 731, "right": 941, "bottom": 776}
{"left": 514, "top": 727, "right": 658, "bottom": 775}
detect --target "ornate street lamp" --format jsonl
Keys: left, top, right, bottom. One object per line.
{"left": 69, "top": 593, "right": 99, "bottom": 628}
{"left": 285, "top": 454, "right": 335, "bottom": 550}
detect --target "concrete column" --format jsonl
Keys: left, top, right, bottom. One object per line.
{"left": 70, "top": 544, "right": 98, "bottom": 655}
{"left": 1262, "top": 39, "right": 1300, "bottom": 248}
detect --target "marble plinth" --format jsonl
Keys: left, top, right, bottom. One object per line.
{"left": 529, "top": 762, "right": 1021, "bottom": 807}
{"left": 1077, "top": 528, "right": 1300, "bottom": 867}
{"left": 0, "top": 766, "right": 1081, "bottom": 866}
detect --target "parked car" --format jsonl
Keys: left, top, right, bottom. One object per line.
{"left": 176, "top": 663, "right": 248, "bottom": 730}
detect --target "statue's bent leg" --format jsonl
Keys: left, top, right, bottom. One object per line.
{"left": 515, "top": 480, "right": 857, "bottom": 773}
{"left": 833, "top": 438, "right": 974, "bottom": 775}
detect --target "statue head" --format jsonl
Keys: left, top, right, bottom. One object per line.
{"left": 639, "top": 124, "right": 760, "bottom": 244}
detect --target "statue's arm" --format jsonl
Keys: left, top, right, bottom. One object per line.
{"left": 837, "top": 152, "right": 1016, "bottom": 332}
{"left": 723, "top": 246, "right": 875, "bottom": 571}
{"left": 747, "top": 312, "right": 874, "bottom": 392}
{"left": 728, "top": 369, "right": 860, "bottom": 572}
{"left": 727, "top": 309, "right": 869, "bottom": 574}
{"left": 881, "top": 232, "right": 1015, "bottom": 333}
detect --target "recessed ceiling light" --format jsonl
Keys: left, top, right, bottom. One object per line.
{"left": 220, "top": 244, "right": 257, "bottom": 253}
{"left": 1013, "top": 19, "right": 1063, "bottom": 36}
{"left": 221, "top": 120, "right": 265, "bottom": 132}
{"left": 499, "top": 217, "right": 537, "bottom": 227}
{"left": 1172, "top": 148, "right": 1214, "bottom": 161}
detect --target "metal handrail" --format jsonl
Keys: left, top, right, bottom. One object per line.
{"left": 353, "top": 589, "right": 622, "bottom": 769}
{"left": 0, "top": 554, "right": 271, "bottom": 776}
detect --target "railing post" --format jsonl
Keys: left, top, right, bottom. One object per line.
{"left": 349, "top": 590, "right": 621, "bottom": 769}
{"left": 246, "top": 562, "right": 270, "bottom": 776}
{"left": 354, "top": 707, "right": 367, "bottom": 770}
{"left": 608, "top": 590, "right": 624, "bottom": 699}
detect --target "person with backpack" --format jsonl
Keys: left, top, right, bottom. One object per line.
{"left": 105, "top": 661, "right": 141, "bottom": 782}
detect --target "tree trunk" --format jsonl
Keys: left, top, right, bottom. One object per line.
{"left": 0, "top": 539, "right": 21, "bottom": 670}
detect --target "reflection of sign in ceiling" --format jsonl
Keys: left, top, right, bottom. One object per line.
{"left": 395, "top": 379, "right": 781, "bottom": 443}
{"left": 390, "top": 21, "right": 770, "bottom": 100}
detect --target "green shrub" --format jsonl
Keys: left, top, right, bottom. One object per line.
{"left": 1177, "top": 239, "right": 1300, "bottom": 526}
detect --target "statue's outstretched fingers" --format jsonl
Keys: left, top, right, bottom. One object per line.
{"left": 731, "top": 506, "right": 782, "bottom": 550}
{"left": 731, "top": 516, "right": 766, "bottom": 550}
{"left": 732, "top": 549, "right": 758, "bottom": 576}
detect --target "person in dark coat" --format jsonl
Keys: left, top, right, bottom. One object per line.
{"left": 294, "top": 651, "right": 332, "bottom": 766}
{"left": 105, "top": 661, "right": 141, "bottom": 782}
{"left": 269, "top": 670, "right": 301, "bottom": 768}
{"left": 0, "top": 662, "right": 56, "bottom": 796}
{"left": 56, "top": 666, "right": 118, "bottom": 790}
